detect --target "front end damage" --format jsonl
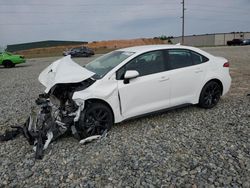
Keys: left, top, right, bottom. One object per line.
{"left": 0, "top": 56, "right": 106, "bottom": 159}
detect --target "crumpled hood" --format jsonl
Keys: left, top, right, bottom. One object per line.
{"left": 39, "top": 55, "right": 95, "bottom": 93}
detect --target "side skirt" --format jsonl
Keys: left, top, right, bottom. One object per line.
{"left": 122, "top": 103, "right": 192, "bottom": 122}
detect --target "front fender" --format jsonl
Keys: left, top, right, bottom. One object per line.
{"left": 72, "top": 80, "right": 123, "bottom": 123}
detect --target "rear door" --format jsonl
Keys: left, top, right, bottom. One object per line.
{"left": 117, "top": 50, "right": 171, "bottom": 119}
{"left": 166, "top": 49, "right": 209, "bottom": 106}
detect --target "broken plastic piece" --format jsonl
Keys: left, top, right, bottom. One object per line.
{"left": 79, "top": 135, "right": 101, "bottom": 144}
{"left": 0, "top": 129, "right": 21, "bottom": 141}
{"left": 43, "top": 131, "right": 53, "bottom": 150}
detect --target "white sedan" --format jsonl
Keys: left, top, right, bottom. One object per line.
{"left": 39, "top": 45, "right": 231, "bottom": 137}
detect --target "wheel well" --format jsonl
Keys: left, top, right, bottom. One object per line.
{"left": 2, "top": 60, "right": 12, "bottom": 65}
{"left": 204, "top": 79, "right": 223, "bottom": 94}
{"left": 85, "top": 98, "right": 115, "bottom": 121}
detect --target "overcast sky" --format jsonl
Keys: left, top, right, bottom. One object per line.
{"left": 0, "top": 0, "right": 249, "bottom": 46}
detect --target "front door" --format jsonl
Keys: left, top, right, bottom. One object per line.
{"left": 117, "top": 50, "right": 171, "bottom": 119}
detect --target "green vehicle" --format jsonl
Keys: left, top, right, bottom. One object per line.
{"left": 0, "top": 51, "right": 26, "bottom": 68}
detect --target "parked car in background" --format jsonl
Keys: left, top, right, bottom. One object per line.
{"left": 242, "top": 39, "right": 250, "bottom": 45}
{"left": 63, "top": 46, "right": 94, "bottom": 57}
{"left": 0, "top": 51, "right": 25, "bottom": 68}
{"left": 39, "top": 45, "right": 231, "bottom": 136}
{"left": 227, "top": 39, "right": 243, "bottom": 46}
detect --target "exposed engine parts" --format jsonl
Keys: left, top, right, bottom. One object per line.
{"left": 0, "top": 79, "right": 108, "bottom": 160}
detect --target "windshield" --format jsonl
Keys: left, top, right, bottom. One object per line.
{"left": 85, "top": 51, "right": 134, "bottom": 79}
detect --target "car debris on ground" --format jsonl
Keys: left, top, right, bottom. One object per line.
{"left": 0, "top": 56, "right": 107, "bottom": 159}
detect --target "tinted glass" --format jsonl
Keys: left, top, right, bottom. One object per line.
{"left": 191, "top": 51, "right": 208, "bottom": 65}
{"left": 167, "top": 49, "right": 209, "bottom": 69}
{"left": 168, "top": 49, "right": 193, "bottom": 69}
{"left": 116, "top": 50, "right": 166, "bottom": 79}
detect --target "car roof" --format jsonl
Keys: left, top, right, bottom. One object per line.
{"left": 117, "top": 44, "right": 198, "bottom": 53}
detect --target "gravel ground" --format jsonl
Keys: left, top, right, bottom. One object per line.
{"left": 0, "top": 46, "right": 250, "bottom": 187}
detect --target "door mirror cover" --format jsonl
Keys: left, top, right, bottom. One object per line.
{"left": 124, "top": 70, "right": 139, "bottom": 79}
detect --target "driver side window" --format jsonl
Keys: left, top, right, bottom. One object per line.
{"left": 116, "top": 50, "right": 165, "bottom": 80}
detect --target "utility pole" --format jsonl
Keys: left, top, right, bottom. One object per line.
{"left": 181, "top": 0, "right": 185, "bottom": 45}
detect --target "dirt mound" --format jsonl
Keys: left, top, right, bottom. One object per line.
{"left": 15, "top": 38, "right": 166, "bottom": 58}
{"left": 87, "top": 38, "right": 165, "bottom": 49}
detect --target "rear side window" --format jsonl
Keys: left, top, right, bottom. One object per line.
{"left": 191, "top": 51, "right": 209, "bottom": 65}
{"left": 167, "top": 49, "right": 209, "bottom": 70}
{"left": 168, "top": 49, "right": 193, "bottom": 69}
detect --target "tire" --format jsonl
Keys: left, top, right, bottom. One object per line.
{"left": 3, "top": 60, "right": 14, "bottom": 68}
{"left": 77, "top": 102, "right": 114, "bottom": 138}
{"left": 198, "top": 81, "right": 222, "bottom": 109}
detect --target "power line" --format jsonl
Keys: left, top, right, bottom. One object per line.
{"left": 0, "top": 17, "right": 181, "bottom": 26}
{"left": 188, "top": 3, "right": 249, "bottom": 12}
{"left": 0, "top": 15, "right": 248, "bottom": 26}
{"left": 0, "top": 8, "right": 180, "bottom": 15}
{"left": 188, "top": 8, "right": 250, "bottom": 15}
{"left": 0, "top": 9, "right": 249, "bottom": 17}
{"left": 0, "top": 2, "right": 178, "bottom": 7}
{"left": 188, "top": 17, "right": 250, "bottom": 23}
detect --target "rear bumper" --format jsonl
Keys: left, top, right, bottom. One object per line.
{"left": 222, "top": 74, "right": 231, "bottom": 96}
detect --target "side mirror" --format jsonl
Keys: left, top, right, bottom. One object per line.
{"left": 124, "top": 70, "right": 139, "bottom": 84}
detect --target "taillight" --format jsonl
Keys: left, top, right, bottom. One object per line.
{"left": 223, "top": 62, "right": 229, "bottom": 67}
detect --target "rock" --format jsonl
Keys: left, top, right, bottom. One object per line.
{"left": 0, "top": 49, "right": 250, "bottom": 187}
{"left": 243, "top": 181, "right": 250, "bottom": 188}
{"left": 104, "top": 184, "right": 113, "bottom": 188}
{"left": 68, "top": 173, "right": 74, "bottom": 180}
{"left": 226, "top": 176, "right": 232, "bottom": 184}
{"left": 135, "top": 178, "right": 141, "bottom": 187}
{"left": 208, "top": 177, "right": 215, "bottom": 183}
{"left": 180, "top": 171, "right": 188, "bottom": 176}
{"left": 24, "top": 170, "right": 33, "bottom": 178}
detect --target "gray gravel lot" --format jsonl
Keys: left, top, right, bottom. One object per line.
{"left": 0, "top": 46, "right": 250, "bottom": 187}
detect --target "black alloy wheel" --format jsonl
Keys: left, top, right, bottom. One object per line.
{"left": 78, "top": 103, "right": 113, "bottom": 138}
{"left": 3, "top": 60, "right": 15, "bottom": 68}
{"left": 199, "top": 81, "right": 222, "bottom": 109}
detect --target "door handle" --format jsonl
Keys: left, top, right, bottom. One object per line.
{"left": 194, "top": 69, "right": 203, "bottom": 73}
{"left": 159, "top": 77, "right": 170, "bottom": 82}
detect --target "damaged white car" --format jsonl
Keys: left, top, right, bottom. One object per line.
{"left": 0, "top": 45, "right": 231, "bottom": 159}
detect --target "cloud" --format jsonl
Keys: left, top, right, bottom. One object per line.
{"left": 0, "top": 0, "right": 249, "bottom": 46}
